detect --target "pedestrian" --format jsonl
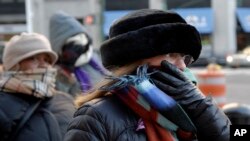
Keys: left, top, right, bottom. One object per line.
{"left": 49, "top": 11, "right": 108, "bottom": 98}
{"left": 64, "top": 9, "right": 230, "bottom": 141}
{"left": 0, "top": 32, "right": 75, "bottom": 141}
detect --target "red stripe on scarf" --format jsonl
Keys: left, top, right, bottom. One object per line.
{"left": 117, "top": 87, "right": 149, "bottom": 118}
{"left": 115, "top": 86, "right": 175, "bottom": 141}
{"left": 144, "top": 109, "right": 174, "bottom": 141}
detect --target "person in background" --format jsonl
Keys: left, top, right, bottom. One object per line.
{"left": 0, "top": 32, "right": 75, "bottom": 141}
{"left": 49, "top": 11, "right": 108, "bottom": 98}
{"left": 64, "top": 9, "right": 230, "bottom": 141}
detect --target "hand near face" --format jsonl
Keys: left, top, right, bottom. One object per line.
{"left": 150, "top": 60, "right": 204, "bottom": 103}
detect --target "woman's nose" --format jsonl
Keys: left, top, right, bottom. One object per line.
{"left": 37, "top": 58, "right": 50, "bottom": 68}
{"left": 172, "top": 59, "right": 186, "bottom": 71}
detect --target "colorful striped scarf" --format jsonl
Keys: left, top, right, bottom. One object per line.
{"left": 101, "top": 65, "right": 197, "bottom": 141}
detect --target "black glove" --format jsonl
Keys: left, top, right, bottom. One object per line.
{"left": 150, "top": 60, "right": 205, "bottom": 105}
{"left": 150, "top": 60, "right": 230, "bottom": 141}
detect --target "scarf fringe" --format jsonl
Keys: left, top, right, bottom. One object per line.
{"left": 101, "top": 64, "right": 197, "bottom": 141}
{"left": 100, "top": 65, "right": 155, "bottom": 91}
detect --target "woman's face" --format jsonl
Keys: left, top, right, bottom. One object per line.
{"left": 18, "top": 53, "right": 52, "bottom": 71}
{"left": 142, "top": 53, "right": 194, "bottom": 71}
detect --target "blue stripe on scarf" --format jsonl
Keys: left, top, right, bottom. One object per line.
{"left": 135, "top": 79, "right": 177, "bottom": 110}
{"left": 100, "top": 64, "right": 196, "bottom": 133}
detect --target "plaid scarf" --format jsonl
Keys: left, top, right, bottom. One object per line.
{"left": 101, "top": 65, "right": 197, "bottom": 141}
{"left": 0, "top": 68, "right": 57, "bottom": 98}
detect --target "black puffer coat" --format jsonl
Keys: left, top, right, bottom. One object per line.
{"left": 0, "top": 91, "right": 75, "bottom": 141}
{"left": 64, "top": 94, "right": 230, "bottom": 141}
{"left": 65, "top": 95, "right": 145, "bottom": 141}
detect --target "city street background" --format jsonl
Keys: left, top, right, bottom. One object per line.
{"left": 192, "top": 67, "right": 250, "bottom": 105}
{"left": 1, "top": 0, "right": 250, "bottom": 106}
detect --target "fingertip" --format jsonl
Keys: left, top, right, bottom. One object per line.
{"left": 161, "top": 60, "right": 169, "bottom": 66}
{"left": 161, "top": 60, "right": 176, "bottom": 71}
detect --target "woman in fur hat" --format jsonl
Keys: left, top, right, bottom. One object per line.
{"left": 0, "top": 33, "right": 75, "bottom": 141}
{"left": 65, "top": 9, "right": 230, "bottom": 141}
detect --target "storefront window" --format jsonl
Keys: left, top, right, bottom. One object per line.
{"left": 166, "top": 0, "right": 211, "bottom": 9}
{"left": 105, "top": 0, "right": 148, "bottom": 10}
{"left": 237, "top": 0, "right": 250, "bottom": 51}
{"left": 237, "top": 0, "right": 250, "bottom": 7}
{"left": 0, "top": 0, "right": 25, "bottom": 15}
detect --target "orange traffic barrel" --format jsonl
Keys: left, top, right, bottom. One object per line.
{"left": 196, "top": 63, "right": 226, "bottom": 108}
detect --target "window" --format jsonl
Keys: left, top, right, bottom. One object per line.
{"left": 237, "top": 0, "right": 250, "bottom": 7}
{"left": 105, "top": 0, "right": 149, "bottom": 10}
{"left": 0, "top": 0, "right": 25, "bottom": 14}
{"left": 167, "top": 0, "right": 211, "bottom": 9}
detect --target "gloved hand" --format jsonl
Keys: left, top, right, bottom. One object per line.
{"left": 150, "top": 60, "right": 205, "bottom": 105}
{"left": 150, "top": 60, "right": 231, "bottom": 141}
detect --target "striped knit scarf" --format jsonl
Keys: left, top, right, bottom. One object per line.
{"left": 101, "top": 65, "right": 197, "bottom": 141}
{"left": 0, "top": 68, "right": 57, "bottom": 98}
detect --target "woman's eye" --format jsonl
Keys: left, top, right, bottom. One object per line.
{"left": 25, "top": 57, "right": 36, "bottom": 61}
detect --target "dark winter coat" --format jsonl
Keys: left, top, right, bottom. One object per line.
{"left": 0, "top": 91, "right": 75, "bottom": 141}
{"left": 64, "top": 94, "right": 230, "bottom": 141}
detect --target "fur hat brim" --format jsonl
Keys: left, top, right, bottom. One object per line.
{"left": 101, "top": 23, "right": 201, "bottom": 68}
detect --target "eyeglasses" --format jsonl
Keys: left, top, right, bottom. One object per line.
{"left": 166, "top": 53, "right": 194, "bottom": 66}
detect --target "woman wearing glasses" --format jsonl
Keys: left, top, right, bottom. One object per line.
{"left": 65, "top": 9, "right": 230, "bottom": 141}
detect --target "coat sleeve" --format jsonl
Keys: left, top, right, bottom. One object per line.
{"left": 179, "top": 96, "right": 231, "bottom": 141}
{"left": 49, "top": 92, "right": 76, "bottom": 138}
{"left": 64, "top": 104, "right": 108, "bottom": 141}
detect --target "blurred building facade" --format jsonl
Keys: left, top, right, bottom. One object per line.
{"left": 1, "top": 0, "right": 250, "bottom": 65}
{"left": 0, "top": 0, "right": 104, "bottom": 62}
{"left": 167, "top": 0, "right": 250, "bottom": 66}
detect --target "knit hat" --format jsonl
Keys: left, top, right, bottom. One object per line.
{"left": 100, "top": 9, "right": 202, "bottom": 69}
{"left": 49, "top": 11, "right": 90, "bottom": 54}
{"left": 3, "top": 32, "right": 58, "bottom": 70}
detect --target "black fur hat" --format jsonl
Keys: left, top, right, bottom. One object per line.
{"left": 100, "top": 9, "right": 202, "bottom": 69}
